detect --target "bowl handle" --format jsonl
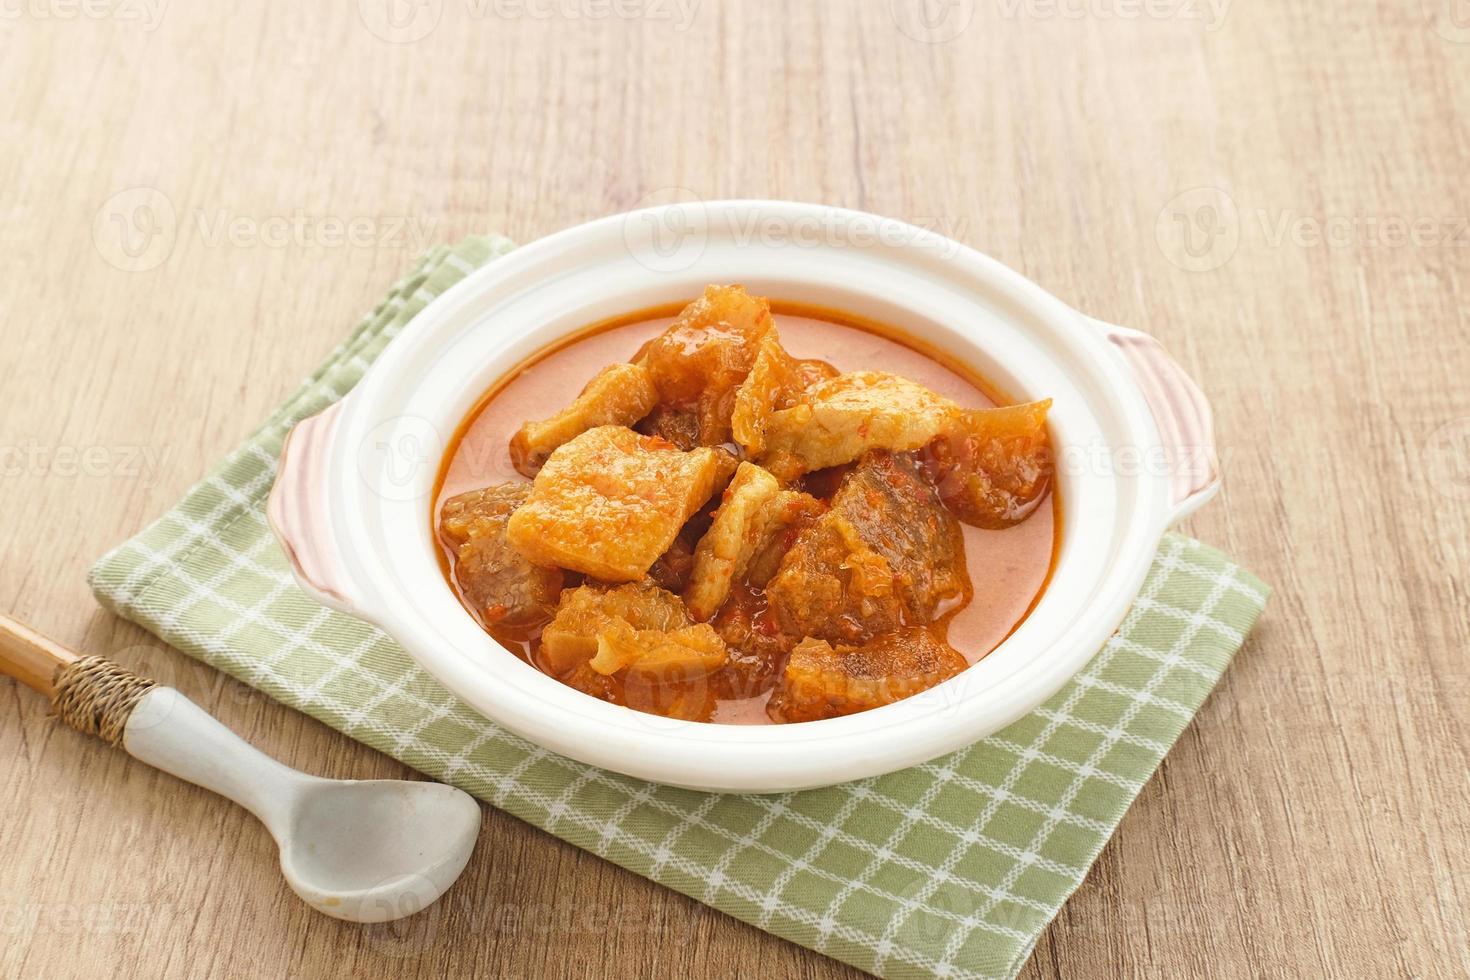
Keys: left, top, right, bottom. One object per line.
{"left": 1089, "top": 318, "right": 1221, "bottom": 525}
{"left": 266, "top": 401, "right": 364, "bottom": 615}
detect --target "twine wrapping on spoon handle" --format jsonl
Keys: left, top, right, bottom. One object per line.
{"left": 0, "top": 613, "right": 156, "bottom": 747}
{"left": 50, "top": 656, "right": 156, "bottom": 748}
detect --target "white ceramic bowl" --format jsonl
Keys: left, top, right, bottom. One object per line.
{"left": 268, "top": 201, "right": 1218, "bottom": 793}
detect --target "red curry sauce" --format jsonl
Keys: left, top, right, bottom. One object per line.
{"left": 434, "top": 302, "right": 1060, "bottom": 724}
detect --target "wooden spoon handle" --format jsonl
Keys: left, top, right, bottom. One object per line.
{"left": 0, "top": 611, "right": 80, "bottom": 696}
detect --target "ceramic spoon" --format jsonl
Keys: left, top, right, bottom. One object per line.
{"left": 0, "top": 611, "right": 481, "bottom": 923}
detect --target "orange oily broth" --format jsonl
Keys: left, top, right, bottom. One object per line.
{"left": 436, "top": 309, "right": 1058, "bottom": 724}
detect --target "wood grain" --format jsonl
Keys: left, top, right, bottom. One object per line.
{"left": 1, "top": 2, "right": 1466, "bottom": 977}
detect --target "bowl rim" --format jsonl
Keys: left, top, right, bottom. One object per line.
{"left": 274, "top": 200, "right": 1200, "bottom": 793}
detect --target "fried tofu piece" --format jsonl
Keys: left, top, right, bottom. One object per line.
{"left": 509, "top": 362, "right": 660, "bottom": 477}
{"left": 506, "top": 426, "right": 729, "bottom": 582}
{"left": 636, "top": 284, "right": 774, "bottom": 445}
{"left": 766, "top": 629, "right": 968, "bottom": 723}
{"left": 539, "top": 583, "right": 726, "bottom": 722}
{"left": 685, "top": 462, "right": 781, "bottom": 619}
{"left": 539, "top": 581, "right": 690, "bottom": 674}
{"left": 741, "top": 491, "right": 826, "bottom": 587}
{"left": 560, "top": 657, "right": 716, "bottom": 722}
{"left": 730, "top": 329, "right": 838, "bottom": 457}
{"left": 439, "top": 484, "right": 564, "bottom": 640}
{"left": 623, "top": 680, "right": 718, "bottom": 722}
{"left": 919, "top": 400, "right": 1054, "bottom": 528}
{"left": 765, "top": 452, "right": 969, "bottom": 646}
{"left": 760, "top": 371, "right": 960, "bottom": 476}
{"left": 589, "top": 619, "right": 728, "bottom": 681}
{"left": 684, "top": 461, "right": 826, "bottom": 621}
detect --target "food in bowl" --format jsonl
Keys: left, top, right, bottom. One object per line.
{"left": 434, "top": 284, "right": 1057, "bottom": 725}
{"left": 268, "top": 201, "right": 1220, "bottom": 790}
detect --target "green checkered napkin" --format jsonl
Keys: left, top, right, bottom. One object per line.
{"left": 88, "top": 236, "right": 1268, "bottom": 980}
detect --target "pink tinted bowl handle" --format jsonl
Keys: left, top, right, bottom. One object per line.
{"left": 267, "top": 401, "right": 361, "bottom": 615}
{"left": 1091, "top": 318, "right": 1221, "bottom": 525}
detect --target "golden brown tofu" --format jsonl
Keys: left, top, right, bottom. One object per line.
{"left": 509, "top": 362, "right": 660, "bottom": 477}
{"left": 560, "top": 658, "right": 716, "bottom": 722}
{"left": 637, "top": 284, "right": 774, "bottom": 445}
{"left": 920, "top": 400, "right": 1054, "bottom": 528}
{"left": 539, "top": 583, "right": 726, "bottom": 722}
{"left": 505, "top": 426, "right": 729, "bottom": 581}
{"left": 761, "top": 371, "right": 960, "bottom": 475}
{"left": 730, "top": 329, "right": 838, "bottom": 457}
{"left": 684, "top": 462, "right": 783, "bottom": 620}
{"left": 765, "top": 628, "right": 968, "bottom": 723}
{"left": 539, "top": 581, "right": 690, "bottom": 674}
{"left": 765, "top": 452, "right": 969, "bottom": 646}
{"left": 622, "top": 677, "right": 717, "bottom": 722}
{"left": 589, "top": 619, "right": 728, "bottom": 681}
{"left": 438, "top": 484, "right": 563, "bottom": 640}
{"left": 683, "top": 461, "right": 827, "bottom": 622}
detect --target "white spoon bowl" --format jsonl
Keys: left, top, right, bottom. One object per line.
{"left": 125, "top": 687, "right": 481, "bottom": 922}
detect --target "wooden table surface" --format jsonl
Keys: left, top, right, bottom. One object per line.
{"left": 2, "top": 3, "right": 1467, "bottom": 977}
